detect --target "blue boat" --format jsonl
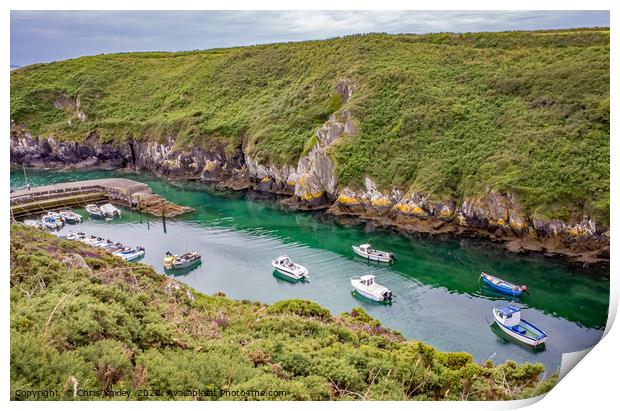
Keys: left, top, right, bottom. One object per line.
{"left": 492, "top": 306, "right": 548, "bottom": 347}
{"left": 480, "top": 272, "right": 527, "bottom": 296}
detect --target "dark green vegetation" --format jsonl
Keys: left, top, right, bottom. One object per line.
{"left": 11, "top": 224, "right": 556, "bottom": 400}
{"left": 10, "top": 28, "right": 609, "bottom": 223}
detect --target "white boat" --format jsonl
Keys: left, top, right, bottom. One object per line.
{"left": 492, "top": 306, "right": 548, "bottom": 347}
{"left": 351, "top": 274, "right": 393, "bottom": 303}
{"left": 100, "top": 203, "right": 121, "bottom": 219}
{"left": 271, "top": 255, "right": 309, "bottom": 281}
{"left": 59, "top": 210, "right": 83, "bottom": 224}
{"left": 23, "top": 219, "right": 43, "bottom": 229}
{"left": 41, "top": 214, "right": 63, "bottom": 229}
{"left": 85, "top": 204, "right": 104, "bottom": 219}
{"left": 164, "top": 251, "right": 202, "bottom": 270}
{"left": 114, "top": 246, "right": 145, "bottom": 262}
{"left": 352, "top": 244, "right": 395, "bottom": 263}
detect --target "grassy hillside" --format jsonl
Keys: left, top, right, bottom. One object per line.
{"left": 10, "top": 29, "right": 610, "bottom": 224}
{"left": 10, "top": 224, "right": 555, "bottom": 400}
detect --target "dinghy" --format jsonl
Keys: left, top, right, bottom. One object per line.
{"left": 100, "top": 203, "right": 122, "bottom": 219}
{"left": 352, "top": 244, "right": 395, "bottom": 263}
{"left": 59, "top": 210, "right": 83, "bottom": 224}
{"left": 85, "top": 204, "right": 104, "bottom": 219}
{"left": 271, "top": 255, "right": 309, "bottom": 281}
{"left": 113, "top": 246, "right": 145, "bottom": 262}
{"left": 351, "top": 274, "right": 393, "bottom": 303}
{"left": 164, "top": 251, "right": 202, "bottom": 270}
{"left": 480, "top": 272, "right": 527, "bottom": 296}
{"left": 492, "top": 306, "right": 548, "bottom": 347}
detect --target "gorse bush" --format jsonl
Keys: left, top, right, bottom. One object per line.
{"left": 10, "top": 224, "right": 556, "bottom": 400}
{"left": 10, "top": 29, "right": 609, "bottom": 224}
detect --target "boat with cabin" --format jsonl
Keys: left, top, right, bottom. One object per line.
{"left": 480, "top": 272, "right": 527, "bottom": 296}
{"left": 271, "top": 255, "right": 309, "bottom": 281}
{"left": 351, "top": 274, "right": 393, "bottom": 303}
{"left": 492, "top": 305, "right": 548, "bottom": 347}
{"left": 352, "top": 244, "right": 395, "bottom": 263}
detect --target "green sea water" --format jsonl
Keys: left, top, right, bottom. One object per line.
{"left": 11, "top": 168, "right": 610, "bottom": 373}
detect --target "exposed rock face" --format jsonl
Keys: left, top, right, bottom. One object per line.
{"left": 292, "top": 110, "right": 355, "bottom": 208}
{"left": 330, "top": 181, "right": 608, "bottom": 260}
{"left": 9, "top": 76, "right": 609, "bottom": 266}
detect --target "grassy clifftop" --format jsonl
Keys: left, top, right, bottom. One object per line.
{"left": 10, "top": 224, "right": 555, "bottom": 400}
{"left": 10, "top": 29, "right": 609, "bottom": 223}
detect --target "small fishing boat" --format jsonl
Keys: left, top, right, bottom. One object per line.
{"left": 100, "top": 203, "right": 122, "bottom": 219}
{"left": 105, "top": 243, "right": 125, "bottom": 253}
{"left": 85, "top": 204, "right": 104, "bottom": 219}
{"left": 113, "top": 246, "right": 145, "bottom": 262}
{"left": 95, "top": 239, "right": 114, "bottom": 248}
{"left": 271, "top": 255, "right": 309, "bottom": 281}
{"left": 59, "top": 210, "right": 83, "bottom": 224}
{"left": 41, "top": 214, "right": 63, "bottom": 229}
{"left": 352, "top": 244, "right": 395, "bottom": 263}
{"left": 480, "top": 272, "right": 527, "bottom": 296}
{"left": 164, "top": 251, "right": 202, "bottom": 270}
{"left": 492, "top": 306, "right": 548, "bottom": 347}
{"left": 351, "top": 274, "right": 393, "bottom": 303}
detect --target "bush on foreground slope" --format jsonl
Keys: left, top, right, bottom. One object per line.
{"left": 10, "top": 29, "right": 610, "bottom": 224}
{"left": 10, "top": 224, "right": 556, "bottom": 400}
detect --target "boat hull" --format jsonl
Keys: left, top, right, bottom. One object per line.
{"left": 173, "top": 258, "right": 201, "bottom": 269}
{"left": 273, "top": 266, "right": 307, "bottom": 281}
{"left": 481, "top": 274, "right": 523, "bottom": 296}
{"left": 118, "top": 251, "right": 145, "bottom": 262}
{"left": 492, "top": 309, "right": 547, "bottom": 346}
{"left": 352, "top": 246, "right": 392, "bottom": 263}
{"left": 352, "top": 287, "right": 386, "bottom": 302}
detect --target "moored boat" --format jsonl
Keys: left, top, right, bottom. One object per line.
{"left": 163, "top": 252, "right": 176, "bottom": 270}
{"left": 100, "top": 203, "right": 122, "bottom": 219}
{"left": 492, "top": 306, "right": 548, "bottom": 347}
{"left": 351, "top": 274, "right": 393, "bottom": 303}
{"left": 113, "top": 246, "right": 145, "bottom": 262}
{"left": 164, "top": 251, "right": 202, "bottom": 270}
{"left": 59, "top": 210, "right": 83, "bottom": 223}
{"left": 41, "top": 214, "right": 63, "bottom": 229}
{"left": 352, "top": 244, "right": 395, "bottom": 263}
{"left": 480, "top": 272, "right": 527, "bottom": 296}
{"left": 85, "top": 204, "right": 103, "bottom": 219}
{"left": 271, "top": 255, "right": 309, "bottom": 281}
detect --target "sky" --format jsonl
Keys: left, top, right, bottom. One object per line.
{"left": 10, "top": 10, "right": 610, "bottom": 67}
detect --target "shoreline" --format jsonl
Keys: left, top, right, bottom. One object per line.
{"left": 11, "top": 163, "right": 610, "bottom": 276}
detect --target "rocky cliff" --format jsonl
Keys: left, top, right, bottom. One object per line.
{"left": 9, "top": 29, "right": 610, "bottom": 270}
{"left": 10, "top": 111, "right": 609, "bottom": 270}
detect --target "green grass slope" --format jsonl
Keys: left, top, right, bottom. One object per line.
{"left": 10, "top": 224, "right": 555, "bottom": 400}
{"left": 10, "top": 29, "right": 609, "bottom": 224}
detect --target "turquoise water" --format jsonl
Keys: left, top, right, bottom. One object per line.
{"left": 11, "top": 168, "right": 610, "bottom": 373}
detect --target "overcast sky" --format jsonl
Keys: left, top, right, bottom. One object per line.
{"left": 10, "top": 10, "right": 610, "bottom": 67}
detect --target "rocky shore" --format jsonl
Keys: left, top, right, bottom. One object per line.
{"left": 10, "top": 125, "right": 609, "bottom": 273}
{"left": 10, "top": 74, "right": 609, "bottom": 274}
